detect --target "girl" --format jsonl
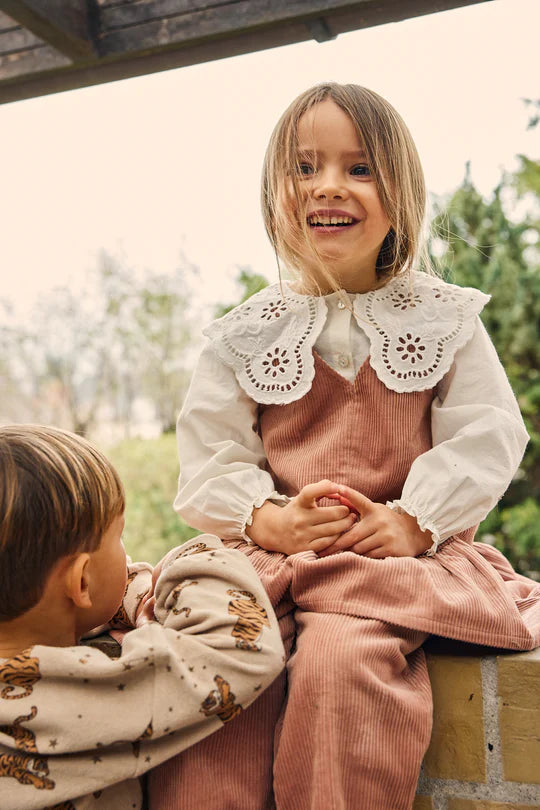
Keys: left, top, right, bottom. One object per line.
{"left": 149, "top": 84, "right": 540, "bottom": 810}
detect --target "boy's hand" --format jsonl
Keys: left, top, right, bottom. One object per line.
{"left": 246, "top": 480, "right": 357, "bottom": 555}
{"left": 318, "top": 485, "right": 432, "bottom": 558}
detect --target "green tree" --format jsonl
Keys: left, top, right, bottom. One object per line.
{"left": 215, "top": 266, "right": 269, "bottom": 318}
{"left": 0, "top": 250, "right": 195, "bottom": 437}
{"left": 431, "top": 163, "right": 539, "bottom": 575}
{"left": 106, "top": 434, "right": 199, "bottom": 564}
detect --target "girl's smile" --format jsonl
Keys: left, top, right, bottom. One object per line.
{"left": 306, "top": 207, "right": 359, "bottom": 232}
{"left": 292, "top": 98, "right": 391, "bottom": 292}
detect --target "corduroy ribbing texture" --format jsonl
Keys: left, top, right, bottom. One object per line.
{"left": 150, "top": 357, "right": 540, "bottom": 810}
{"left": 260, "top": 352, "right": 433, "bottom": 504}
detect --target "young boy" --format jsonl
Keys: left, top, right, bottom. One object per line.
{"left": 0, "top": 424, "right": 284, "bottom": 810}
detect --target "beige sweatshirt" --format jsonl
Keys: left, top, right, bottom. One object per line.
{"left": 0, "top": 535, "right": 285, "bottom": 809}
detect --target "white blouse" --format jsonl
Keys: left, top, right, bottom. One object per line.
{"left": 175, "top": 273, "right": 529, "bottom": 553}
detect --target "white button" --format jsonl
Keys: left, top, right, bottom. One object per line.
{"left": 338, "top": 354, "right": 350, "bottom": 368}
{"left": 337, "top": 301, "right": 346, "bottom": 309}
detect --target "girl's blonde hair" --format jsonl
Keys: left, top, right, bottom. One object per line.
{"left": 261, "top": 83, "right": 428, "bottom": 293}
{"left": 0, "top": 424, "right": 125, "bottom": 621}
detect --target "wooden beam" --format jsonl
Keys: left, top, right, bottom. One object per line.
{"left": 305, "top": 18, "right": 336, "bottom": 42}
{"left": 0, "top": 0, "right": 493, "bottom": 104}
{"left": 0, "top": 0, "right": 97, "bottom": 61}
{"left": 0, "top": 42, "right": 70, "bottom": 82}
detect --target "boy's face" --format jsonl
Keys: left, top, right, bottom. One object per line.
{"left": 77, "top": 513, "right": 128, "bottom": 636}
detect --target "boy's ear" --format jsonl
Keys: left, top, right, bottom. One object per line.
{"left": 64, "top": 553, "right": 93, "bottom": 609}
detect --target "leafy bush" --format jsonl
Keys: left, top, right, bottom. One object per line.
{"left": 105, "top": 434, "right": 199, "bottom": 565}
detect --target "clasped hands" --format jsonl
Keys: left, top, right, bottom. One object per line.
{"left": 247, "top": 480, "right": 432, "bottom": 559}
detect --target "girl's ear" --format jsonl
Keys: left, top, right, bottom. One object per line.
{"left": 64, "top": 553, "right": 92, "bottom": 609}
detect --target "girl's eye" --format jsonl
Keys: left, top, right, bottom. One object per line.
{"left": 298, "top": 163, "right": 315, "bottom": 176}
{"left": 351, "top": 164, "right": 371, "bottom": 177}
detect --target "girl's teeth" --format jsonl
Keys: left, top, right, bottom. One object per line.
{"left": 308, "top": 216, "right": 353, "bottom": 225}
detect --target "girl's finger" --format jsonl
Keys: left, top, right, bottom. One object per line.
{"left": 348, "top": 534, "right": 383, "bottom": 555}
{"left": 309, "top": 534, "right": 343, "bottom": 553}
{"left": 326, "top": 493, "right": 360, "bottom": 516}
{"left": 336, "top": 485, "right": 375, "bottom": 517}
{"left": 309, "top": 514, "right": 357, "bottom": 540}
{"left": 318, "top": 524, "right": 375, "bottom": 556}
{"left": 330, "top": 518, "right": 377, "bottom": 548}
{"left": 317, "top": 543, "right": 341, "bottom": 557}
{"left": 296, "top": 480, "right": 341, "bottom": 507}
{"left": 312, "top": 504, "right": 351, "bottom": 524}
{"left": 358, "top": 545, "right": 387, "bottom": 559}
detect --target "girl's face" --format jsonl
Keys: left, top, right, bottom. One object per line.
{"left": 284, "top": 99, "right": 390, "bottom": 293}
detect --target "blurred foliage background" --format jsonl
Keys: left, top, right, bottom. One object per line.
{"left": 107, "top": 433, "right": 200, "bottom": 564}
{"left": 1, "top": 114, "right": 538, "bottom": 573}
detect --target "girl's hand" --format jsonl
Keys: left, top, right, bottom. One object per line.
{"left": 246, "top": 480, "right": 357, "bottom": 555}
{"left": 318, "top": 485, "right": 432, "bottom": 558}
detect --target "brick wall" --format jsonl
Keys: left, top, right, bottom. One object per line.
{"left": 414, "top": 644, "right": 540, "bottom": 809}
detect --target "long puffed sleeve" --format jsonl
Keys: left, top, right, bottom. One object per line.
{"left": 388, "top": 319, "right": 529, "bottom": 548}
{"left": 175, "top": 342, "right": 288, "bottom": 539}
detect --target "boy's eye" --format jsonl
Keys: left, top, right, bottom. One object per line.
{"left": 351, "top": 164, "right": 371, "bottom": 177}
{"left": 298, "top": 163, "right": 315, "bottom": 176}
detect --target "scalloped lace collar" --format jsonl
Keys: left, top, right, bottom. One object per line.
{"left": 203, "top": 272, "right": 489, "bottom": 404}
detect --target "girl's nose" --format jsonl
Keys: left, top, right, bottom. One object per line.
{"left": 312, "top": 170, "right": 347, "bottom": 200}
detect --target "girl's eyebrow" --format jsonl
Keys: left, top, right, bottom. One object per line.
{"left": 296, "top": 148, "right": 368, "bottom": 159}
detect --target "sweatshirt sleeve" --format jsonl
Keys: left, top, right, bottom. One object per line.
{"left": 0, "top": 535, "right": 284, "bottom": 810}
{"left": 175, "top": 341, "right": 289, "bottom": 539}
{"left": 388, "top": 318, "right": 529, "bottom": 550}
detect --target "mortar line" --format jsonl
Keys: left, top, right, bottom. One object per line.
{"left": 481, "top": 655, "right": 503, "bottom": 784}
{"left": 417, "top": 774, "right": 540, "bottom": 804}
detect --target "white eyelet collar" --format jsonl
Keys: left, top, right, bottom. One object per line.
{"left": 203, "top": 272, "right": 489, "bottom": 404}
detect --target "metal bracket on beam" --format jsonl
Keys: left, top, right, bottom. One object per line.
{"left": 306, "top": 17, "right": 336, "bottom": 43}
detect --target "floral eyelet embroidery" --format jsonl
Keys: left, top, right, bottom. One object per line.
{"left": 396, "top": 334, "right": 425, "bottom": 364}
{"left": 433, "top": 291, "right": 460, "bottom": 304}
{"left": 262, "top": 348, "right": 290, "bottom": 377}
{"left": 391, "top": 291, "right": 422, "bottom": 311}
{"left": 203, "top": 274, "right": 489, "bottom": 401}
{"left": 261, "top": 302, "right": 288, "bottom": 320}
{"left": 355, "top": 273, "right": 489, "bottom": 392}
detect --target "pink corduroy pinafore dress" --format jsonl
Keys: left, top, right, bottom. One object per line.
{"left": 148, "top": 354, "right": 540, "bottom": 810}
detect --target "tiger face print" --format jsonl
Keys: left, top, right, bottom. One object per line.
{"left": 0, "top": 650, "right": 41, "bottom": 700}
{"left": 227, "top": 589, "right": 270, "bottom": 651}
{"left": 200, "top": 675, "right": 242, "bottom": 724}
{"left": 0, "top": 752, "right": 54, "bottom": 790}
{"left": 0, "top": 706, "right": 38, "bottom": 752}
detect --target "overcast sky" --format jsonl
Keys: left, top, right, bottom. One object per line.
{"left": 0, "top": 0, "right": 538, "bottom": 319}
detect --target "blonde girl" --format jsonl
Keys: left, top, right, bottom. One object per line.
{"left": 149, "top": 84, "right": 540, "bottom": 810}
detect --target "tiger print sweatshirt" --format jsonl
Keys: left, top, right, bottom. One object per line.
{"left": 0, "top": 535, "right": 285, "bottom": 810}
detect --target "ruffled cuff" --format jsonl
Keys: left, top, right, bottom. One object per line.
{"left": 241, "top": 491, "right": 290, "bottom": 543}
{"left": 386, "top": 499, "right": 445, "bottom": 557}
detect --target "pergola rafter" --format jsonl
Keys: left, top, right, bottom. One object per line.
{"left": 0, "top": 0, "right": 492, "bottom": 104}
{"left": 0, "top": 0, "right": 97, "bottom": 60}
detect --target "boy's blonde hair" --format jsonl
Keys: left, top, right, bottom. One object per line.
{"left": 261, "top": 83, "right": 428, "bottom": 292}
{"left": 0, "top": 424, "right": 125, "bottom": 621}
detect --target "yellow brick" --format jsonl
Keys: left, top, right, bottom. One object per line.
{"left": 498, "top": 648, "right": 540, "bottom": 784}
{"left": 423, "top": 654, "right": 485, "bottom": 782}
{"left": 412, "top": 796, "right": 434, "bottom": 810}
{"left": 449, "top": 800, "right": 540, "bottom": 810}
